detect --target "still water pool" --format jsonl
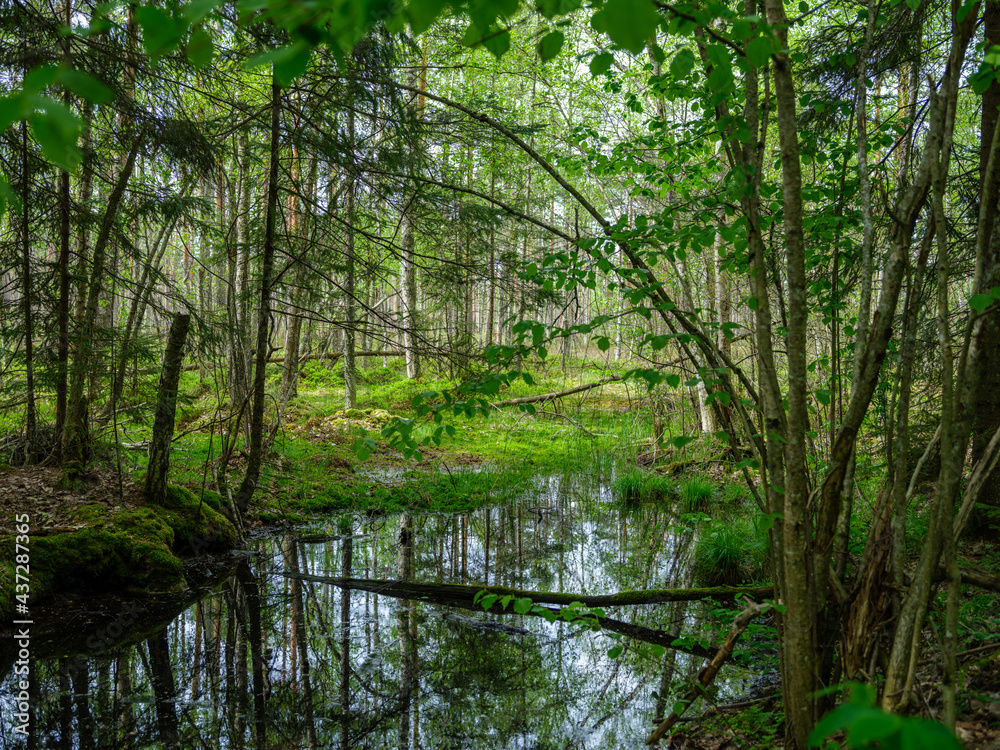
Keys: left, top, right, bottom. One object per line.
{"left": 0, "top": 470, "right": 766, "bottom": 749}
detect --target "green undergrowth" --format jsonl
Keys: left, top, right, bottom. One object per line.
{"left": 692, "top": 513, "right": 770, "bottom": 587}
{"left": 612, "top": 468, "right": 673, "bottom": 503}
{"left": 136, "top": 360, "right": 732, "bottom": 522}
{"left": 0, "top": 484, "right": 237, "bottom": 620}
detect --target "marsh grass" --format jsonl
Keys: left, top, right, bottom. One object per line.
{"left": 611, "top": 468, "right": 673, "bottom": 503}
{"left": 679, "top": 476, "right": 715, "bottom": 513}
{"left": 693, "top": 514, "right": 769, "bottom": 586}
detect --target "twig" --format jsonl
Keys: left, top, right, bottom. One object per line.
{"left": 646, "top": 599, "right": 770, "bottom": 746}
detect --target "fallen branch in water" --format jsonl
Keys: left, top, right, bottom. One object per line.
{"left": 646, "top": 599, "right": 771, "bottom": 746}
{"left": 279, "top": 575, "right": 773, "bottom": 608}
{"left": 281, "top": 573, "right": 726, "bottom": 659}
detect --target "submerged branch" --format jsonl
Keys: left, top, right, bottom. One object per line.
{"left": 280, "top": 574, "right": 733, "bottom": 659}
{"left": 646, "top": 599, "right": 771, "bottom": 745}
{"left": 279, "top": 575, "right": 773, "bottom": 607}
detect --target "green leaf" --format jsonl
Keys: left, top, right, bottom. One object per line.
{"left": 512, "top": 597, "right": 533, "bottom": 614}
{"left": 597, "top": 336, "right": 611, "bottom": 352}
{"left": 0, "top": 97, "right": 23, "bottom": 132}
{"left": 23, "top": 66, "right": 59, "bottom": 94}
{"left": 183, "top": 0, "right": 221, "bottom": 22}
{"left": 850, "top": 711, "right": 902, "bottom": 744}
{"left": 970, "top": 293, "right": 994, "bottom": 314}
{"left": 186, "top": 26, "right": 215, "bottom": 69}
{"left": 746, "top": 36, "right": 772, "bottom": 67}
{"left": 538, "top": 0, "right": 584, "bottom": 17}
{"left": 665, "top": 374, "right": 680, "bottom": 387}
{"left": 408, "top": 0, "right": 448, "bottom": 35}
{"left": 537, "top": 30, "right": 564, "bottom": 60}
{"left": 58, "top": 70, "right": 114, "bottom": 103}
{"left": 247, "top": 45, "right": 311, "bottom": 85}
{"left": 607, "top": 645, "right": 624, "bottom": 658}
{"left": 707, "top": 64, "right": 733, "bottom": 91}
{"left": 469, "top": 26, "right": 510, "bottom": 58}
{"left": 30, "top": 100, "right": 82, "bottom": 171}
{"left": 669, "top": 48, "right": 695, "bottom": 79}
{"left": 592, "top": 0, "right": 660, "bottom": 54}
{"left": 590, "top": 51, "right": 614, "bottom": 75}
{"left": 899, "top": 719, "right": 963, "bottom": 749}
{"left": 135, "top": 6, "right": 187, "bottom": 59}
{"left": 479, "top": 593, "right": 499, "bottom": 610}
{"left": 815, "top": 389, "right": 832, "bottom": 406}
{"left": 0, "top": 175, "right": 20, "bottom": 216}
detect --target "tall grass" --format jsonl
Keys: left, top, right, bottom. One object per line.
{"left": 693, "top": 515, "right": 769, "bottom": 586}
{"left": 679, "top": 476, "right": 715, "bottom": 513}
{"left": 611, "top": 468, "right": 673, "bottom": 503}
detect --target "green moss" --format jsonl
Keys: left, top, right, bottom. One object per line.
{"left": 0, "top": 483, "right": 240, "bottom": 619}
{"left": 159, "top": 485, "right": 238, "bottom": 552}
{"left": 30, "top": 528, "right": 186, "bottom": 600}
{"left": 343, "top": 408, "right": 366, "bottom": 419}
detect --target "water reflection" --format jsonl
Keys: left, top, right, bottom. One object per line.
{"left": 1, "top": 471, "right": 759, "bottom": 749}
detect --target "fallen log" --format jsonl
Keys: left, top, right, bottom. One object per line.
{"left": 181, "top": 350, "right": 404, "bottom": 372}
{"left": 279, "top": 575, "right": 773, "bottom": 607}
{"left": 490, "top": 375, "right": 625, "bottom": 408}
{"left": 282, "top": 573, "right": 723, "bottom": 659}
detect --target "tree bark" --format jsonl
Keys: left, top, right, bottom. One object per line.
{"left": 63, "top": 130, "right": 144, "bottom": 468}
{"left": 20, "top": 116, "right": 36, "bottom": 463}
{"left": 234, "top": 74, "right": 281, "bottom": 517}
{"left": 278, "top": 574, "right": 773, "bottom": 607}
{"left": 144, "top": 313, "right": 190, "bottom": 504}
{"left": 972, "top": 0, "right": 1000, "bottom": 510}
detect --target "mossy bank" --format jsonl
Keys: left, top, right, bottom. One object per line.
{"left": 0, "top": 483, "right": 237, "bottom": 621}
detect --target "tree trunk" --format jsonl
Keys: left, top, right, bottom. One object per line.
{"left": 19, "top": 116, "right": 36, "bottom": 463}
{"left": 144, "top": 313, "right": 190, "bottom": 504}
{"left": 344, "top": 85, "right": 358, "bottom": 409}
{"left": 146, "top": 630, "right": 180, "bottom": 750}
{"left": 972, "top": 0, "right": 1000, "bottom": 509}
{"left": 63, "top": 130, "right": 143, "bottom": 468}
{"left": 234, "top": 74, "right": 281, "bottom": 517}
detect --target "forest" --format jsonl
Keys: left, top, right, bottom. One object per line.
{"left": 2, "top": 0, "right": 1000, "bottom": 747}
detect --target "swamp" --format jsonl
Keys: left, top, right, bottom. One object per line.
{"left": 4, "top": 0, "right": 1000, "bottom": 747}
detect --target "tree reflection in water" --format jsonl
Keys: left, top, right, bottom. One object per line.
{"left": 1, "top": 471, "right": 764, "bottom": 748}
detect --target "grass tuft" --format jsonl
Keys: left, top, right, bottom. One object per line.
{"left": 611, "top": 468, "right": 672, "bottom": 503}
{"left": 679, "top": 476, "right": 715, "bottom": 513}
{"left": 693, "top": 515, "right": 768, "bottom": 586}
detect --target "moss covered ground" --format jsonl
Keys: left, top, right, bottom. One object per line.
{"left": 0, "top": 478, "right": 238, "bottom": 620}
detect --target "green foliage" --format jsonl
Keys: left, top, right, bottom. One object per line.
{"left": 693, "top": 515, "right": 768, "bottom": 586}
{"left": 809, "top": 683, "right": 962, "bottom": 749}
{"left": 679, "top": 476, "right": 715, "bottom": 513}
{"left": 611, "top": 468, "right": 673, "bottom": 503}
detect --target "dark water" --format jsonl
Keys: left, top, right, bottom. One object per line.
{"left": 0, "top": 470, "right": 760, "bottom": 749}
